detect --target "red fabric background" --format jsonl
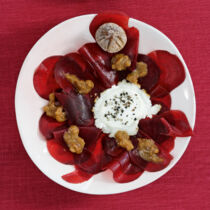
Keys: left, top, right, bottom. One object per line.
{"left": 0, "top": 0, "right": 209, "bottom": 209}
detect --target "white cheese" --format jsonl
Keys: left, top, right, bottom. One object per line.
{"left": 93, "top": 80, "right": 161, "bottom": 137}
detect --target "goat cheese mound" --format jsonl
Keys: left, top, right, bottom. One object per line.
{"left": 93, "top": 80, "right": 161, "bottom": 137}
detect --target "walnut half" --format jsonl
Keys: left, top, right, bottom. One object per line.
{"left": 43, "top": 93, "right": 67, "bottom": 122}
{"left": 63, "top": 125, "right": 85, "bottom": 154}
{"left": 115, "top": 131, "right": 134, "bottom": 151}
{"left": 126, "top": 62, "right": 148, "bottom": 84}
{"left": 111, "top": 54, "right": 131, "bottom": 71}
{"left": 95, "top": 22, "right": 127, "bottom": 53}
{"left": 138, "top": 138, "right": 163, "bottom": 163}
{"left": 65, "top": 73, "right": 94, "bottom": 94}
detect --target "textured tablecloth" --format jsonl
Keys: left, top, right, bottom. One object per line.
{"left": 1, "top": 0, "right": 210, "bottom": 209}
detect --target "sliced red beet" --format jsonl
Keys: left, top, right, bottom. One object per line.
{"left": 138, "top": 130, "right": 175, "bottom": 152}
{"left": 62, "top": 166, "right": 93, "bottom": 183}
{"left": 52, "top": 126, "right": 102, "bottom": 168}
{"left": 33, "top": 56, "right": 62, "bottom": 99}
{"left": 137, "top": 54, "right": 160, "bottom": 93}
{"left": 139, "top": 110, "right": 192, "bottom": 145}
{"left": 145, "top": 145, "right": 173, "bottom": 172}
{"left": 129, "top": 148, "right": 148, "bottom": 170}
{"left": 123, "top": 162, "right": 144, "bottom": 175}
{"left": 150, "top": 84, "right": 170, "bottom": 98}
{"left": 116, "top": 151, "right": 130, "bottom": 168}
{"left": 130, "top": 135, "right": 172, "bottom": 172}
{"left": 62, "top": 53, "right": 105, "bottom": 99}
{"left": 39, "top": 114, "right": 67, "bottom": 140}
{"left": 54, "top": 55, "right": 94, "bottom": 93}
{"left": 160, "top": 110, "right": 193, "bottom": 137}
{"left": 117, "top": 152, "right": 143, "bottom": 174}
{"left": 148, "top": 50, "right": 186, "bottom": 92}
{"left": 151, "top": 94, "right": 171, "bottom": 114}
{"left": 102, "top": 135, "right": 124, "bottom": 157}
{"left": 89, "top": 11, "right": 129, "bottom": 38}
{"left": 120, "top": 27, "right": 139, "bottom": 70}
{"left": 79, "top": 127, "right": 102, "bottom": 148}
{"left": 76, "top": 134, "right": 105, "bottom": 174}
{"left": 150, "top": 85, "right": 171, "bottom": 113}
{"left": 52, "top": 127, "right": 67, "bottom": 142}
{"left": 65, "top": 52, "right": 88, "bottom": 73}
{"left": 108, "top": 152, "right": 143, "bottom": 183}
{"left": 160, "top": 136, "right": 175, "bottom": 152}
{"left": 79, "top": 43, "right": 118, "bottom": 88}
{"left": 53, "top": 56, "right": 76, "bottom": 93}
{"left": 101, "top": 153, "right": 113, "bottom": 170}
{"left": 138, "top": 118, "right": 174, "bottom": 154}
{"left": 47, "top": 139, "right": 74, "bottom": 164}
{"left": 73, "top": 149, "right": 91, "bottom": 165}
{"left": 73, "top": 127, "right": 102, "bottom": 165}
{"left": 53, "top": 126, "right": 101, "bottom": 150}
{"left": 111, "top": 163, "right": 143, "bottom": 183}
{"left": 139, "top": 117, "right": 173, "bottom": 143}
{"left": 55, "top": 91, "right": 94, "bottom": 126}
{"left": 128, "top": 133, "right": 149, "bottom": 169}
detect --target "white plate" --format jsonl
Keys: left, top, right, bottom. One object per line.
{"left": 15, "top": 14, "right": 196, "bottom": 195}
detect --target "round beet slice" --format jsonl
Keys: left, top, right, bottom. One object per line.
{"left": 102, "top": 136, "right": 124, "bottom": 157}
{"left": 129, "top": 137, "right": 173, "bottom": 172}
{"left": 75, "top": 134, "right": 105, "bottom": 174}
{"left": 47, "top": 139, "right": 74, "bottom": 164}
{"left": 52, "top": 126, "right": 103, "bottom": 170}
{"left": 150, "top": 84, "right": 172, "bottom": 114}
{"left": 160, "top": 110, "right": 193, "bottom": 137}
{"left": 139, "top": 110, "right": 192, "bottom": 145}
{"left": 89, "top": 11, "right": 129, "bottom": 38}
{"left": 54, "top": 55, "right": 95, "bottom": 93}
{"left": 139, "top": 116, "right": 174, "bottom": 143}
{"left": 62, "top": 166, "right": 93, "bottom": 183}
{"left": 151, "top": 94, "right": 171, "bottom": 114}
{"left": 108, "top": 152, "right": 143, "bottom": 183}
{"left": 52, "top": 127, "right": 68, "bottom": 142}
{"left": 65, "top": 52, "right": 89, "bottom": 73}
{"left": 65, "top": 53, "right": 106, "bottom": 100}
{"left": 148, "top": 50, "right": 186, "bottom": 92}
{"left": 79, "top": 126, "right": 102, "bottom": 149}
{"left": 39, "top": 114, "right": 67, "bottom": 140}
{"left": 79, "top": 43, "right": 118, "bottom": 88}
{"left": 120, "top": 27, "right": 139, "bottom": 70}
{"left": 145, "top": 145, "right": 173, "bottom": 172}
{"left": 112, "top": 163, "right": 143, "bottom": 183}
{"left": 33, "top": 56, "right": 62, "bottom": 99}
{"left": 150, "top": 84, "right": 170, "bottom": 98}
{"left": 129, "top": 148, "right": 148, "bottom": 170}
{"left": 160, "top": 136, "right": 175, "bottom": 152}
{"left": 55, "top": 91, "right": 94, "bottom": 126}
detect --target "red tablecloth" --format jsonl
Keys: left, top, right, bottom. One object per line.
{"left": 1, "top": 0, "right": 209, "bottom": 209}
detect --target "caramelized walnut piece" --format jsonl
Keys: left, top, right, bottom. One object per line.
{"left": 65, "top": 73, "right": 94, "bottom": 94}
{"left": 63, "top": 125, "right": 85, "bottom": 154}
{"left": 115, "top": 131, "right": 134, "bottom": 151}
{"left": 55, "top": 107, "right": 67, "bottom": 122}
{"left": 95, "top": 23, "right": 127, "bottom": 53}
{"left": 111, "top": 54, "right": 131, "bottom": 71}
{"left": 126, "top": 62, "right": 148, "bottom": 84}
{"left": 43, "top": 93, "right": 67, "bottom": 122}
{"left": 138, "top": 138, "right": 163, "bottom": 163}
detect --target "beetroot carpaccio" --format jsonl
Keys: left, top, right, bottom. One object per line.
{"left": 33, "top": 11, "right": 193, "bottom": 184}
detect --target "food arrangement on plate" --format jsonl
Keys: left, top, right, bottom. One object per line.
{"left": 33, "top": 11, "right": 193, "bottom": 184}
